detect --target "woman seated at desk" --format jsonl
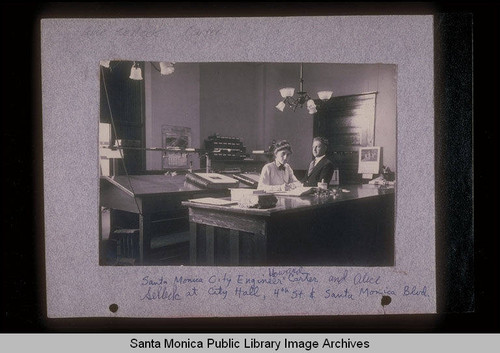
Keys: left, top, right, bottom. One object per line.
{"left": 257, "top": 140, "right": 303, "bottom": 192}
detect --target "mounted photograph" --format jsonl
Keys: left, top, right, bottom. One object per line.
{"left": 98, "top": 61, "right": 397, "bottom": 268}
{"left": 42, "top": 16, "right": 436, "bottom": 318}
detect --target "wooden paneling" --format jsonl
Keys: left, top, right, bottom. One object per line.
{"left": 189, "top": 207, "right": 267, "bottom": 234}
{"left": 314, "top": 92, "right": 377, "bottom": 184}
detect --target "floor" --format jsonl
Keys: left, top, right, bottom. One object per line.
{"left": 100, "top": 208, "right": 190, "bottom": 266}
{"left": 101, "top": 235, "right": 190, "bottom": 266}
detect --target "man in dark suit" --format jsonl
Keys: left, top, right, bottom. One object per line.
{"left": 302, "top": 137, "right": 335, "bottom": 187}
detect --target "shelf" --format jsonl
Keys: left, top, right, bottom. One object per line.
{"left": 150, "top": 231, "right": 190, "bottom": 249}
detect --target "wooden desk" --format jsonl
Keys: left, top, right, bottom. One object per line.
{"left": 183, "top": 185, "right": 395, "bottom": 266}
{"left": 100, "top": 175, "right": 229, "bottom": 264}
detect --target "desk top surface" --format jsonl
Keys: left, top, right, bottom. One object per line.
{"left": 183, "top": 184, "right": 395, "bottom": 216}
{"left": 102, "top": 175, "right": 209, "bottom": 196}
{"left": 101, "top": 174, "right": 252, "bottom": 196}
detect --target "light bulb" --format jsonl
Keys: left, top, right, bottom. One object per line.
{"left": 307, "top": 99, "right": 317, "bottom": 114}
{"left": 317, "top": 91, "right": 333, "bottom": 100}
{"left": 159, "top": 62, "right": 175, "bottom": 75}
{"left": 307, "top": 107, "right": 317, "bottom": 115}
{"left": 279, "top": 87, "right": 295, "bottom": 98}
{"left": 129, "top": 65, "right": 143, "bottom": 80}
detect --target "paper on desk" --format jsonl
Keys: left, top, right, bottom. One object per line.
{"left": 188, "top": 197, "right": 238, "bottom": 206}
{"left": 274, "top": 186, "right": 315, "bottom": 197}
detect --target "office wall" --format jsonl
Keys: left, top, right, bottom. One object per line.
{"left": 373, "top": 64, "right": 397, "bottom": 173}
{"left": 262, "top": 63, "right": 397, "bottom": 171}
{"left": 199, "top": 63, "right": 261, "bottom": 153}
{"left": 261, "top": 63, "right": 315, "bottom": 169}
{"left": 145, "top": 63, "right": 201, "bottom": 170}
{"left": 145, "top": 62, "right": 397, "bottom": 173}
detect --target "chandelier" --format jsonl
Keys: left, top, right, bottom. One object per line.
{"left": 99, "top": 60, "right": 175, "bottom": 80}
{"left": 275, "top": 63, "right": 333, "bottom": 115}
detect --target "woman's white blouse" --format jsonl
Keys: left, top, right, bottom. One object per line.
{"left": 257, "top": 162, "right": 301, "bottom": 192}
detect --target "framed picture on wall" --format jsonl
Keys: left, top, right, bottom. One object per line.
{"left": 161, "top": 125, "right": 192, "bottom": 169}
{"left": 358, "top": 146, "right": 381, "bottom": 174}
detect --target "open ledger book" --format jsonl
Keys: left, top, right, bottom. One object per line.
{"left": 273, "top": 186, "right": 316, "bottom": 197}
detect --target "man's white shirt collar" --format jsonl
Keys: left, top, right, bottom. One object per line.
{"left": 314, "top": 154, "right": 326, "bottom": 163}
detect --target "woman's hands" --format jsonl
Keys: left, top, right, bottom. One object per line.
{"left": 284, "top": 182, "right": 303, "bottom": 191}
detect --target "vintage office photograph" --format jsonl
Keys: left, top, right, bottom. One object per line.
{"left": 98, "top": 61, "right": 397, "bottom": 268}
{"left": 42, "top": 15, "right": 438, "bottom": 319}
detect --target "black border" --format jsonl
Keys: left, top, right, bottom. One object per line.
{"left": 1, "top": 2, "right": 497, "bottom": 333}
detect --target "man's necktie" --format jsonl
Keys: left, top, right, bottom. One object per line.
{"left": 308, "top": 160, "right": 315, "bottom": 176}
{"left": 278, "top": 164, "right": 286, "bottom": 171}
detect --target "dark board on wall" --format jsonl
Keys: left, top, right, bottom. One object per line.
{"left": 100, "top": 61, "right": 145, "bottom": 174}
{"left": 313, "top": 92, "right": 377, "bottom": 184}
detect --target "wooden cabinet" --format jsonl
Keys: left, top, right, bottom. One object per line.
{"left": 99, "top": 175, "right": 229, "bottom": 265}
{"left": 313, "top": 92, "right": 377, "bottom": 184}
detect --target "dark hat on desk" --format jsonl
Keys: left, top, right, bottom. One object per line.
{"left": 273, "top": 140, "right": 293, "bottom": 154}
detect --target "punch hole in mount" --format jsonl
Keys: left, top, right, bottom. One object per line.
{"left": 109, "top": 303, "right": 119, "bottom": 313}
{"left": 381, "top": 295, "right": 392, "bottom": 314}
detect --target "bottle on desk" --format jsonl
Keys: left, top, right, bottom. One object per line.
{"left": 331, "top": 168, "right": 340, "bottom": 186}
{"left": 317, "top": 179, "right": 328, "bottom": 190}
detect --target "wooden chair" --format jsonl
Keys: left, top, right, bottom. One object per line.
{"left": 110, "top": 228, "right": 139, "bottom": 265}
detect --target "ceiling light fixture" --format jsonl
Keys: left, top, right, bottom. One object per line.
{"left": 159, "top": 62, "right": 175, "bottom": 75}
{"left": 150, "top": 62, "right": 176, "bottom": 75}
{"left": 276, "top": 63, "right": 333, "bottom": 115}
{"left": 99, "top": 60, "right": 111, "bottom": 68}
{"left": 129, "top": 61, "right": 143, "bottom": 80}
{"left": 100, "top": 61, "right": 176, "bottom": 80}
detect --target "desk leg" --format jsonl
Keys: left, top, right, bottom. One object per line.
{"left": 139, "top": 214, "right": 151, "bottom": 265}
{"left": 189, "top": 223, "right": 215, "bottom": 266}
{"left": 255, "top": 231, "right": 267, "bottom": 264}
{"left": 206, "top": 226, "right": 215, "bottom": 265}
{"left": 189, "top": 222, "right": 197, "bottom": 265}
{"left": 229, "top": 230, "right": 240, "bottom": 265}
